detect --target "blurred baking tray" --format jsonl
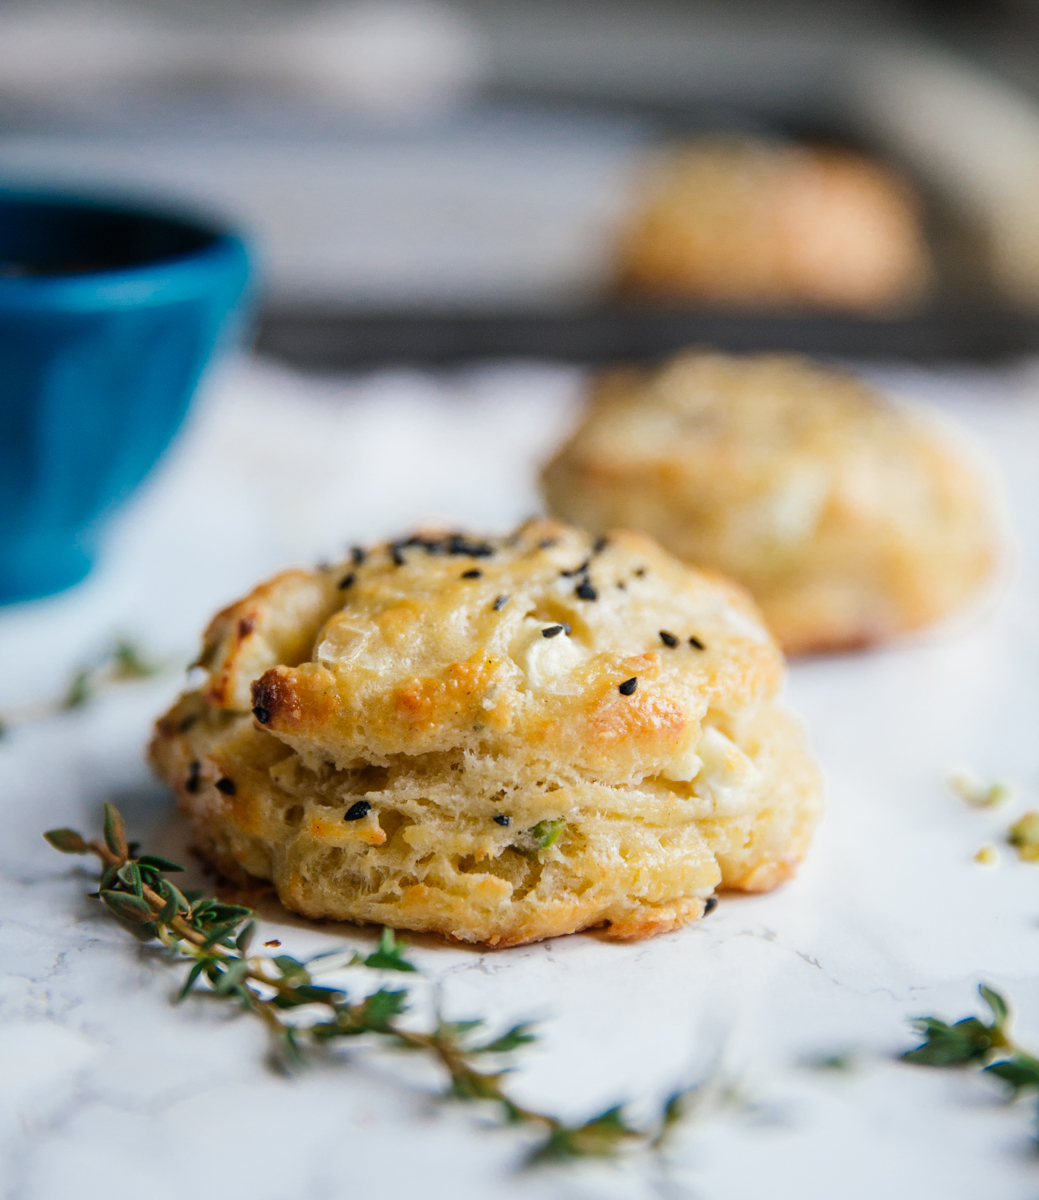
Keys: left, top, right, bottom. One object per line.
{"left": 255, "top": 301, "right": 1039, "bottom": 366}
{"left": 255, "top": 42, "right": 1039, "bottom": 366}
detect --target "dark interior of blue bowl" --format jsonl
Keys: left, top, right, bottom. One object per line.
{"left": 0, "top": 196, "right": 217, "bottom": 278}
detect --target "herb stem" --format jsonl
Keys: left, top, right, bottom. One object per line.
{"left": 45, "top": 803, "right": 709, "bottom": 1166}
{"left": 1, "top": 637, "right": 162, "bottom": 737}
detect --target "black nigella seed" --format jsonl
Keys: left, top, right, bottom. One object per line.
{"left": 493, "top": 814, "right": 512, "bottom": 826}
{"left": 659, "top": 630, "right": 678, "bottom": 648}
{"left": 689, "top": 636, "right": 706, "bottom": 650}
{"left": 560, "top": 559, "right": 590, "bottom": 578}
{"left": 253, "top": 705, "right": 271, "bottom": 724}
{"left": 178, "top": 714, "right": 197, "bottom": 733}
{"left": 538, "top": 537, "right": 558, "bottom": 550}
{"left": 704, "top": 896, "right": 718, "bottom": 915}
{"left": 351, "top": 545, "right": 366, "bottom": 565}
{"left": 448, "top": 534, "right": 494, "bottom": 558}
{"left": 337, "top": 572, "right": 356, "bottom": 590}
{"left": 542, "top": 624, "right": 565, "bottom": 638}
{"left": 391, "top": 542, "right": 406, "bottom": 566}
{"left": 592, "top": 535, "right": 608, "bottom": 554}
{"left": 461, "top": 568, "right": 482, "bottom": 579}
{"left": 618, "top": 677, "right": 638, "bottom": 696}
{"left": 575, "top": 579, "right": 597, "bottom": 601}
{"left": 344, "top": 800, "right": 372, "bottom": 822}
{"left": 492, "top": 594, "right": 510, "bottom": 611}
{"left": 185, "top": 760, "right": 201, "bottom": 794}
{"left": 216, "top": 777, "right": 236, "bottom": 796}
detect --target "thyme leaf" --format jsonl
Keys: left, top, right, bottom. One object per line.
{"left": 904, "top": 984, "right": 1039, "bottom": 1135}
{"left": 361, "top": 927, "right": 418, "bottom": 973}
{"left": 43, "top": 828, "right": 88, "bottom": 854}
{"left": 530, "top": 1106, "right": 642, "bottom": 1163}
{"left": 44, "top": 805, "right": 711, "bottom": 1167}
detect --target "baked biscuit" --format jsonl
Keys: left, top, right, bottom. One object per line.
{"left": 151, "top": 520, "right": 823, "bottom": 946}
{"left": 615, "top": 138, "right": 931, "bottom": 311}
{"left": 542, "top": 352, "right": 998, "bottom": 657}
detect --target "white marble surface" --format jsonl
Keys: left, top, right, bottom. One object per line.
{"left": 3, "top": 354, "right": 1039, "bottom": 1200}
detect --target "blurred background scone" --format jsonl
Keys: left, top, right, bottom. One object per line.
{"left": 614, "top": 138, "right": 933, "bottom": 312}
{"left": 542, "top": 352, "right": 998, "bottom": 657}
{"left": 151, "top": 519, "right": 823, "bottom": 947}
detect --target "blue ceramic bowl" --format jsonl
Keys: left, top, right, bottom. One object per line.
{"left": 0, "top": 192, "right": 251, "bottom": 603}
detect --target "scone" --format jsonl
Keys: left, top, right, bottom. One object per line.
{"left": 615, "top": 138, "right": 931, "bottom": 311}
{"left": 151, "top": 519, "right": 822, "bottom": 947}
{"left": 542, "top": 352, "right": 998, "bottom": 657}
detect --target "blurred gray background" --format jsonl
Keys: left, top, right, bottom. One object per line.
{"left": 1, "top": 0, "right": 1037, "bottom": 316}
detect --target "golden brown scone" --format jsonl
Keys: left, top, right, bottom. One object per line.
{"left": 542, "top": 353, "right": 998, "bottom": 657}
{"left": 615, "top": 138, "right": 932, "bottom": 311}
{"left": 151, "top": 520, "right": 822, "bottom": 946}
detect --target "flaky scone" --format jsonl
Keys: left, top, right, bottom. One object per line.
{"left": 150, "top": 519, "right": 823, "bottom": 946}
{"left": 542, "top": 353, "right": 998, "bottom": 657}
{"left": 615, "top": 138, "right": 931, "bottom": 311}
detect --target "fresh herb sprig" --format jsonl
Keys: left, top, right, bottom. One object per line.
{"left": 1, "top": 637, "right": 160, "bottom": 737}
{"left": 904, "top": 984, "right": 1039, "bottom": 1135}
{"left": 45, "top": 803, "right": 706, "bottom": 1166}
{"left": 62, "top": 637, "right": 157, "bottom": 710}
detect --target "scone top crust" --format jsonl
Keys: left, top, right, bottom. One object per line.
{"left": 544, "top": 352, "right": 965, "bottom": 563}
{"left": 552, "top": 350, "right": 917, "bottom": 470}
{"left": 203, "top": 519, "right": 782, "bottom": 787}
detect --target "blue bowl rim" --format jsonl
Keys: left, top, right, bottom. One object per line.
{"left": 0, "top": 189, "right": 252, "bottom": 312}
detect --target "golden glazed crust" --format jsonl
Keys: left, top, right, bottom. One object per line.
{"left": 614, "top": 139, "right": 932, "bottom": 311}
{"left": 150, "top": 519, "right": 823, "bottom": 946}
{"left": 542, "top": 354, "right": 999, "bottom": 657}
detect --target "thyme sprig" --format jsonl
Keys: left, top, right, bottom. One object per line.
{"left": 1, "top": 637, "right": 159, "bottom": 737}
{"left": 904, "top": 983, "right": 1039, "bottom": 1136}
{"left": 45, "top": 804, "right": 706, "bottom": 1165}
